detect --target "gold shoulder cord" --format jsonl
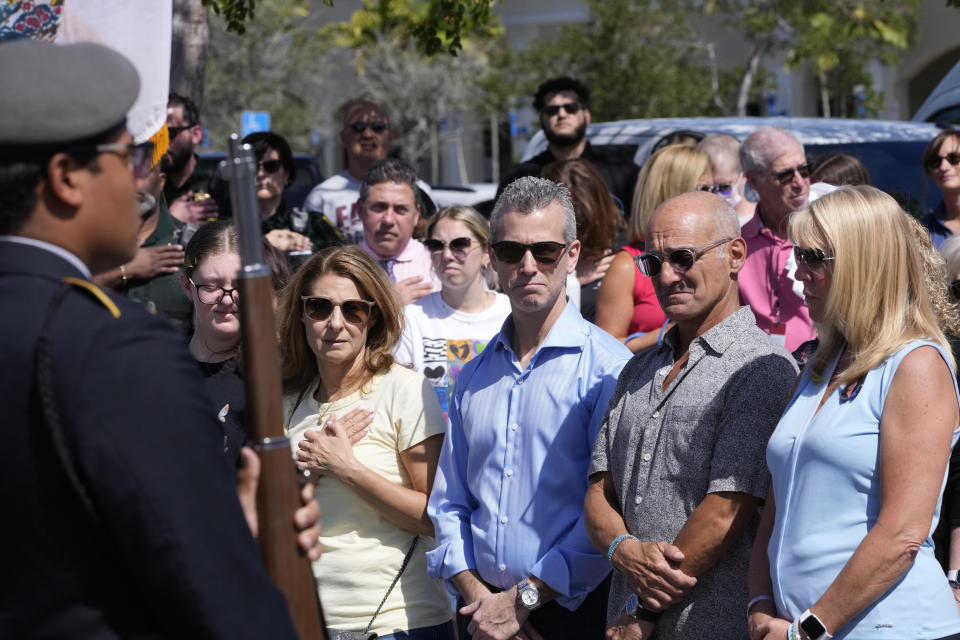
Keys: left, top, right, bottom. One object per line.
{"left": 61, "top": 277, "right": 121, "bottom": 319}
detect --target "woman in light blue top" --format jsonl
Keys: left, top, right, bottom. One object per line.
{"left": 748, "top": 185, "right": 960, "bottom": 640}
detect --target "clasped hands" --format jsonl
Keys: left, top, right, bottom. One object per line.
{"left": 459, "top": 586, "right": 543, "bottom": 640}
{"left": 295, "top": 407, "right": 373, "bottom": 479}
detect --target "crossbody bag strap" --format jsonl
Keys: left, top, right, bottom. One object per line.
{"left": 363, "top": 535, "right": 420, "bottom": 635}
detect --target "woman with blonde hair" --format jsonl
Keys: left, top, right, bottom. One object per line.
{"left": 595, "top": 144, "right": 712, "bottom": 352}
{"left": 394, "top": 205, "right": 510, "bottom": 417}
{"left": 748, "top": 185, "right": 960, "bottom": 640}
{"left": 278, "top": 245, "right": 453, "bottom": 640}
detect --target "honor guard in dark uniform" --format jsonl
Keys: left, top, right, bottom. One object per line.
{"left": 0, "top": 40, "right": 302, "bottom": 638}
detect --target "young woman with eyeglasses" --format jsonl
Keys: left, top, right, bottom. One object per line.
{"left": 181, "top": 221, "right": 368, "bottom": 465}
{"left": 394, "top": 206, "right": 511, "bottom": 417}
{"left": 595, "top": 144, "right": 712, "bottom": 353}
{"left": 923, "top": 130, "right": 960, "bottom": 249}
{"left": 278, "top": 245, "right": 454, "bottom": 640}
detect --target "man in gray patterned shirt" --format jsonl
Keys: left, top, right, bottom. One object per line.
{"left": 584, "top": 191, "right": 798, "bottom": 639}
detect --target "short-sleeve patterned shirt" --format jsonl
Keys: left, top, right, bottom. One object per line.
{"left": 590, "top": 306, "right": 798, "bottom": 639}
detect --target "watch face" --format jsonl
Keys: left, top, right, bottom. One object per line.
{"left": 800, "top": 614, "right": 826, "bottom": 638}
{"left": 520, "top": 587, "right": 539, "bottom": 607}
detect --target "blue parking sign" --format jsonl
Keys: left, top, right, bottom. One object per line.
{"left": 242, "top": 111, "right": 270, "bottom": 137}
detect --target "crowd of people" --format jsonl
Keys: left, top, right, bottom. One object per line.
{"left": 7, "top": 37, "right": 960, "bottom": 640}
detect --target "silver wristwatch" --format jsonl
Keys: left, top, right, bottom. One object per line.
{"left": 516, "top": 579, "right": 541, "bottom": 611}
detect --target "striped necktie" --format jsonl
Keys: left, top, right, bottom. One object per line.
{"left": 380, "top": 258, "right": 397, "bottom": 282}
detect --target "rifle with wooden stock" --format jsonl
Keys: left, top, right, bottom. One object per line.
{"left": 225, "top": 134, "right": 329, "bottom": 639}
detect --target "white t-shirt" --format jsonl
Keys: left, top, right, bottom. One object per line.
{"left": 304, "top": 170, "right": 436, "bottom": 245}
{"left": 394, "top": 291, "right": 512, "bottom": 418}
{"left": 284, "top": 364, "right": 449, "bottom": 635}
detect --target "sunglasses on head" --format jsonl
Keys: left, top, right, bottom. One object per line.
{"left": 424, "top": 236, "right": 475, "bottom": 259}
{"left": 696, "top": 183, "right": 734, "bottom": 195}
{"left": 926, "top": 152, "right": 960, "bottom": 172}
{"left": 638, "top": 238, "right": 733, "bottom": 277}
{"left": 542, "top": 102, "right": 581, "bottom": 117}
{"left": 491, "top": 240, "right": 567, "bottom": 265}
{"left": 793, "top": 246, "right": 835, "bottom": 269}
{"left": 951, "top": 280, "right": 960, "bottom": 301}
{"left": 348, "top": 121, "right": 387, "bottom": 134}
{"left": 258, "top": 159, "right": 283, "bottom": 174}
{"left": 771, "top": 163, "right": 812, "bottom": 185}
{"left": 301, "top": 296, "right": 375, "bottom": 324}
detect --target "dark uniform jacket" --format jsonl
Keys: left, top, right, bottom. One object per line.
{"left": 0, "top": 240, "right": 298, "bottom": 639}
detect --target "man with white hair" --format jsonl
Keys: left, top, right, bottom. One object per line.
{"left": 738, "top": 126, "right": 814, "bottom": 352}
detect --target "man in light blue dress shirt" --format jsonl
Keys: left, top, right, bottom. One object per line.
{"left": 427, "top": 177, "right": 631, "bottom": 640}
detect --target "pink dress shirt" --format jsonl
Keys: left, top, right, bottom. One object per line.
{"left": 737, "top": 214, "right": 814, "bottom": 353}
{"left": 361, "top": 237, "right": 442, "bottom": 292}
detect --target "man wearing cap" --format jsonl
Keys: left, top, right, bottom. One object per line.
{"left": 0, "top": 40, "right": 306, "bottom": 638}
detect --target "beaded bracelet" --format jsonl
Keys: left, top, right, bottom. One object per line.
{"left": 119, "top": 263, "right": 128, "bottom": 286}
{"left": 607, "top": 533, "right": 639, "bottom": 562}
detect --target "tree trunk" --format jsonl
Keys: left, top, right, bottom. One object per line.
{"left": 170, "top": 0, "right": 209, "bottom": 109}
{"left": 818, "top": 70, "right": 831, "bottom": 118}
{"left": 736, "top": 43, "right": 765, "bottom": 117}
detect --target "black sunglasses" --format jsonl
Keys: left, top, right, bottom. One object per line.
{"left": 348, "top": 121, "right": 387, "bottom": 134}
{"left": 258, "top": 159, "right": 283, "bottom": 174}
{"left": 542, "top": 102, "right": 581, "bottom": 116}
{"left": 951, "top": 280, "right": 960, "bottom": 301}
{"left": 424, "top": 236, "right": 474, "bottom": 259}
{"left": 638, "top": 237, "right": 733, "bottom": 277}
{"left": 793, "top": 246, "right": 835, "bottom": 269}
{"left": 491, "top": 241, "right": 567, "bottom": 265}
{"left": 696, "top": 183, "right": 734, "bottom": 195}
{"left": 926, "top": 152, "right": 960, "bottom": 172}
{"left": 167, "top": 124, "right": 194, "bottom": 138}
{"left": 301, "top": 296, "right": 375, "bottom": 325}
{"left": 771, "top": 163, "right": 812, "bottom": 185}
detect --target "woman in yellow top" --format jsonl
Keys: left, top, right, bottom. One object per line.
{"left": 278, "top": 244, "right": 452, "bottom": 640}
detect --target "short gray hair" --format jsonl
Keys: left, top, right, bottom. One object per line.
{"left": 490, "top": 176, "right": 577, "bottom": 244}
{"left": 359, "top": 157, "right": 419, "bottom": 203}
{"left": 740, "top": 126, "right": 804, "bottom": 175}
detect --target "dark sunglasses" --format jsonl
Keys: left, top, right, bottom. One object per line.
{"left": 771, "top": 163, "right": 812, "bottom": 185}
{"left": 926, "top": 152, "right": 960, "bottom": 172}
{"left": 69, "top": 141, "right": 154, "bottom": 179}
{"left": 793, "top": 246, "right": 835, "bottom": 269}
{"left": 258, "top": 159, "right": 283, "bottom": 174}
{"left": 348, "top": 121, "right": 387, "bottom": 134}
{"left": 301, "top": 296, "right": 375, "bottom": 325}
{"left": 696, "top": 183, "right": 733, "bottom": 195}
{"left": 189, "top": 278, "right": 239, "bottom": 305}
{"left": 167, "top": 124, "right": 194, "bottom": 138}
{"left": 638, "top": 237, "right": 733, "bottom": 277}
{"left": 491, "top": 240, "right": 567, "bottom": 265}
{"left": 951, "top": 280, "right": 960, "bottom": 301}
{"left": 424, "top": 236, "right": 474, "bottom": 258}
{"left": 542, "top": 102, "right": 581, "bottom": 116}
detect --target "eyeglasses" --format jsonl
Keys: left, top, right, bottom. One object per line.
{"left": 167, "top": 124, "right": 194, "bottom": 139}
{"left": 926, "top": 152, "right": 960, "bottom": 172}
{"left": 542, "top": 102, "right": 581, "bottom": 116}
{"left": 491, "top": 240, "right": 567, "bottom": 265}
{"left": 771, "top": 163, "right": 812, "bottom": 185}
{"left": 951, "top": 280, "right": 960, "bottom": 301}
{"left": 258, "top": 159, "right": 283, "bottom": 174}
{"left": 189, "top": 278, "right": 239, "bottom": 305}
{"left": 301, "top": 296, "right": 375, "bottom": 324}
{"left": 793, "top": 246, "right": 835, "bottom": 269}
{"left": 696, "top": 183, "right": 734, "bottom": 195}
{"left": 69, "top": 142, "right": 154, "bottom": 179}
{"left": 348, "top": 121, "right": 387, "bottom": 134}
{"left": 638, "top": 237, "right": 734, "bottom": 277}
{"left": 424, "top": 236, "right": 475, "bottom": 259}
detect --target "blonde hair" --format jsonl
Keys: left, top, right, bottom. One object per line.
{"left": 789, "top": 185, "right": 957, "bottom": 386}
{"left": 629, "top": 144, "right": 711, "bottom": 244}
{"left": 277, "top": 245, "right": 403, "bottom": 395}
{"left": 426, "top": 205, "right": 497, "bottom": 290}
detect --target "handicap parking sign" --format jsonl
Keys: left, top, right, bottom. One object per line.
{"left": 242, "top": 111, "right": 270, "bottom": 137}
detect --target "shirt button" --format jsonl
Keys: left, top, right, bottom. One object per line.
{"left": 510, "top": 424, "right": 519, "bottom": 431}
{"left": 500, "top": 516, "right": 508, "bottom": 524}
{"left": 642, "top": 453, "right": 652, "bottom": 462}
{"left": 635, "top": 495, "right": 643, "bottom": 505}
{"left": 652, "top": 411, "right": 660, "bottom": 419}
{"left": 499, "top": 564, "right": 507, "bottom": 571}
{"left": 505, "top": 468, "right": 514, "bottom": 477}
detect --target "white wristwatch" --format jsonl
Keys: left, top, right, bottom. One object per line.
{"left": 948, "top": 569, "right": 960, "bottom": 588}
{"left": 798, "top": 609, "right": 833, "bottom": 640}
{"left": 516, "top": 579, "right": 541, "bottom": 610}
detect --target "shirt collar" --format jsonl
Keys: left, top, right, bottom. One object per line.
{"left": 361, "top": 236, "right": 419, "bottom": 263}
{"left": 661, "top": 306, "right": 757, "bottom": 357}
{"left": 493, "top": 298, "right": 586, "bottom": 354}
{"left": 0, "top": 236, "right": 91, "bottom": 278}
